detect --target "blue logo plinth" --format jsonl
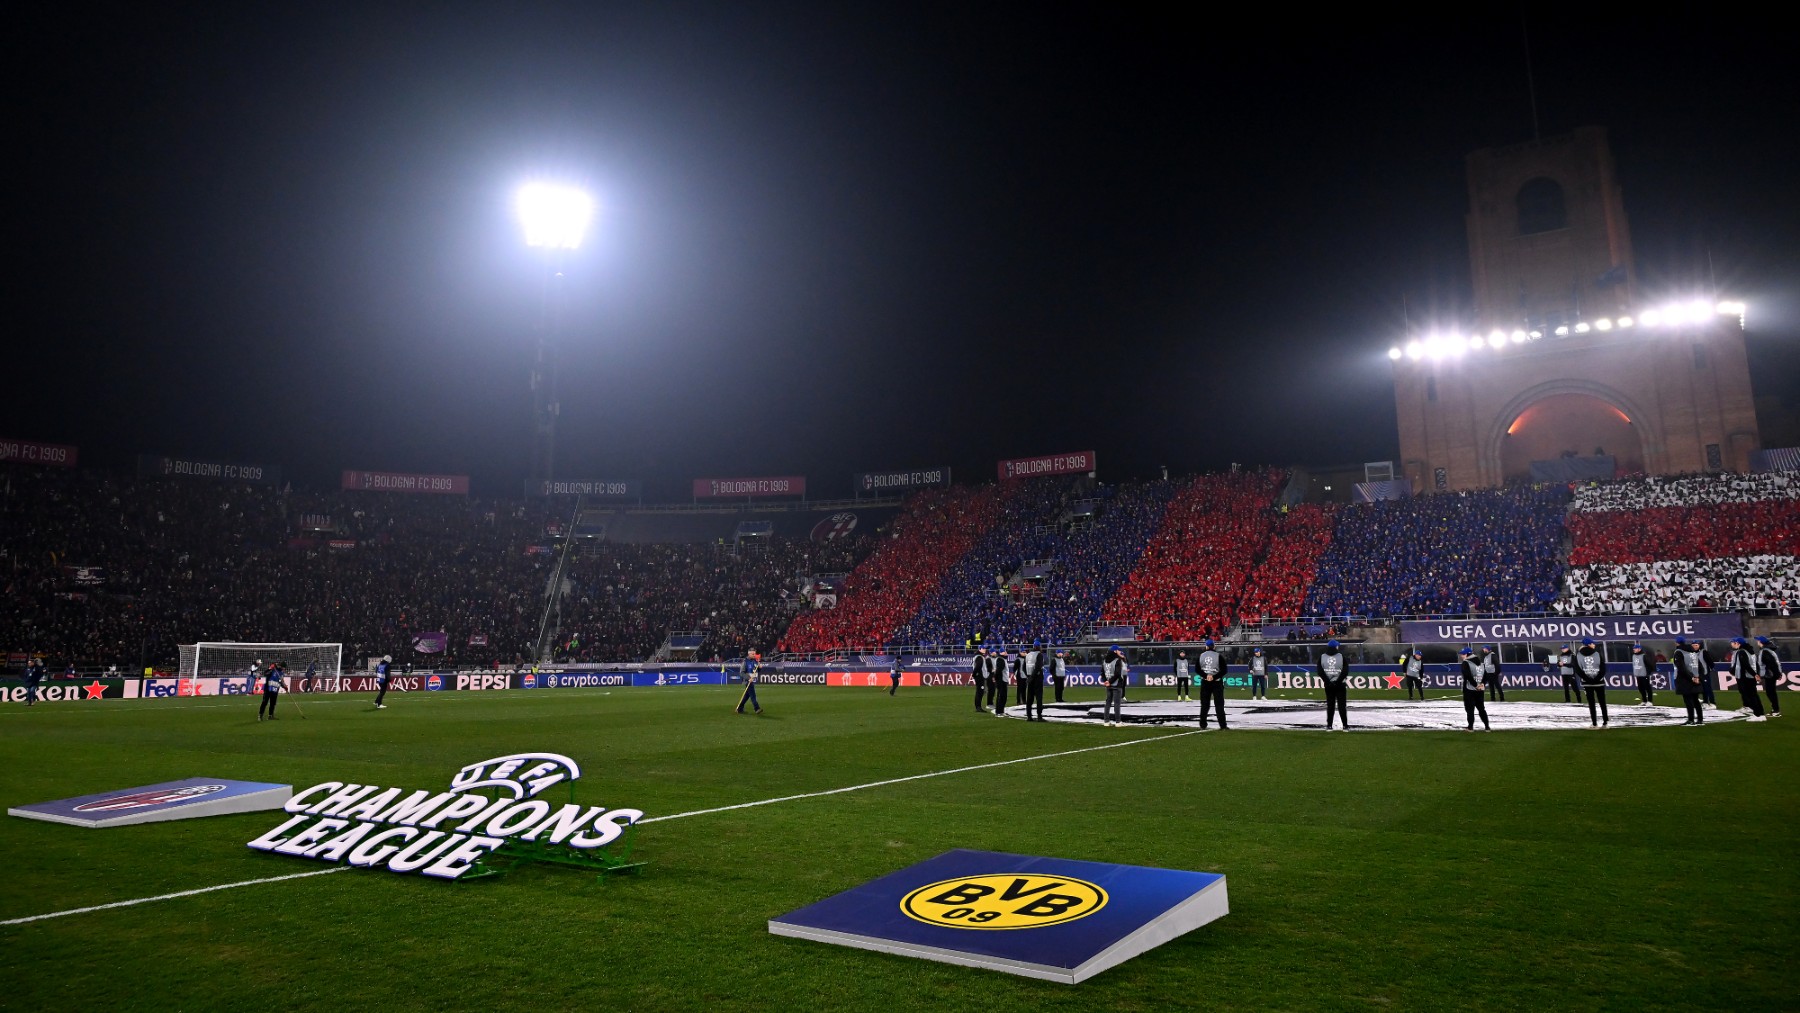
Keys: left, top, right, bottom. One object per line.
{"left": 769, "top": 848, "right": 1227, "bottom": 983}
{"left": 9, "top": 777, "right": 292, "bottom": 828}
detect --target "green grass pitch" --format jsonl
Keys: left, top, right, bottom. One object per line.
{"left": 1, "top": 686, "right": 1793, "bottom": 1011}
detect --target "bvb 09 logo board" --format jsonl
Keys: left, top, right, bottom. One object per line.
{"left": 900, "top": 874, "right": 1107, "bottom": 930}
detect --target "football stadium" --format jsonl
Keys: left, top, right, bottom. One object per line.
{"left": 6, "top": 10, "right": 1798, "bottom": 1013}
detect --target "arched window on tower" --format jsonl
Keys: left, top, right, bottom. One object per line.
{"left": 1516, "top": 177, "right": 1567, "bottom": 235}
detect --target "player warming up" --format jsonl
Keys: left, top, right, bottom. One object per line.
{"left": 258, "top": 660, "right": 286, "bottom": 721}
{"left": 736, "top": 650, "right": 763, "bottom": 714}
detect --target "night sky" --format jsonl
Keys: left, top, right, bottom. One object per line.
{"left": 13, "top": 7, "right": 1798, "bottom": 498}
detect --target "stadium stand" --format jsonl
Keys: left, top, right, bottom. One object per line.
{"left": 1096, "top": 470, "right": 1284, "bottom": 642}
{"left": 1236, "top": 502, "right": 1338, "bottom": 624}
{"left": 0, "top": 469, "right": 879, "bottom": 669}
{"left": 1303, "top": 485, "right": 1569, "bottom": 618}
{"left": 0, "top": 469, "right": 559, "bottom": 669}
{"left": 886, "top": 476, "right": 1177, "bottom": 648}
{"left": 1557, "top": 472, "right": 1800, "bottom": 615}
{"left": 554, "top": 532, "right": 869, "bottom": 663}
{"left": 778, "top": 485, "right": 1005, "bottom": 654}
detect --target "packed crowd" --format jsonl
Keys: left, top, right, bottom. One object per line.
{"left": 1001, "top": 479, "right": 1177, "bottom": 644}
{"left": 1570, "top": 470, "right": 1800, "bottom": 512}
{"left": 890, "top": 477, "right": 1080, "bottom": 647}
{"left": 1097, "top": 470, "right": 1284, "bottom": 641}
{"left": 778, "top": 485, "right": 1004, "bottom": 653}
{"left": 1556, "top": 471, "right": 1800, "bottom": 615}
{"left": 1304, "top": 485, "right": 1569, "bottom": 617}
{"left": 555, "top": 531, "right": 869, "bottom": 663}
{"left": 1565, "top": 499, "right": 1800, "bottom": 566}
{"left": 1555, "top": 557, "right": 1798, "bottom": 615}
{"left": 1, "top": 469, "right": 559, "bottom": 669}
{"left": 1236, "top": 502, "right": 1338, "bottom": 623}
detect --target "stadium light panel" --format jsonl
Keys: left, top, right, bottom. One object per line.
{"left": 1485, "top": 333, "right": 1505, "bottom": 350}
{"left": 1554, "top": 326, "right": 1569, "bottom": 336}
{"left": 517, "top": 183, "right": 595, "bottom": 250}
{"left": 1387, "top": 347, "right": 1403, "bottom": 360}
{"left": 1574, "top": 322, "right": 1591, "bottom": 334}
{"left": 1616, "top": 317, "right": 1634, "bottom": 328}
{"left": 1594, "top": 318, "right": 1613, "bottom": 331}
{"left": 1404, "top": 341, "right": 1423, "bottom": 360}
{"left": 1511, "top": 330, "right": 1529, "bottom": 343}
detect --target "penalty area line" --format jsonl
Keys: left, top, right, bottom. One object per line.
{"left": 0, "top": 866, "right": 348, "bottom": 927}
{"left": 641, "top": 727, "right": 1203, "bottom": 824}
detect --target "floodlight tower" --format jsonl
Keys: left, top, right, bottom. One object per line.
{"left": 516, "top": 182, "right": 595, "bottom": 496}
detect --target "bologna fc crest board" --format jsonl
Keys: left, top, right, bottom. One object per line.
{"left": 9, "top": 777, "right": 292, "bottom": 828}
{"left": 769, "top": 849, "right": 1227, "bottom": 983}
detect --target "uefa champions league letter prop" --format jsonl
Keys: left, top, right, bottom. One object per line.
{"left": 249, "top": 752, "right": 642, "bottom": 881}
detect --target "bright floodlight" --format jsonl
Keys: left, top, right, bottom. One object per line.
{"left": 1595, "top": 318, "right": 1613, "bottom": 331}
{"left": 1404, "top": 341, "right": 1423, "bottom": 360}
{"left": 1487, "top": 332, "right": 1506, "bottom": 349}
{"left": 1388, "top": 346, "right": 1403, "bottom": 360}
{"left": 517, "top": 183, "right": 595, "bottom": 249}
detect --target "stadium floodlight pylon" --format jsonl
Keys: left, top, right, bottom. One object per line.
{"left": 179, "top": 643, "right": 344, "bottom": 693}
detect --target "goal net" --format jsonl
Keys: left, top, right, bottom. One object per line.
{"left": 180, "top": 642, "right": 344, "bottom": 692}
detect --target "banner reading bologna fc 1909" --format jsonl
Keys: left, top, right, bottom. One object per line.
{"left": 692, "top": 476, "right": 805, "bottom": 498}
{"left": 997, "top": 451, "right": 1095, "bottom": 481}
{"left": 0, "top": 438, "right": 77, "bottom": 468}
{"left": 139, "top": 455, "right": 282, "bottom": 484}
{"left": 854, "top": 467, "right": 950, "bottom": 494}
{"left": 342, "top": 470, "right": 470, "bottom": 495}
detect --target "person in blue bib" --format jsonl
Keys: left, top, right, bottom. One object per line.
{"left": 374, "top": 655, "right": 394, "bottom": 709}
{"left": 736, "top": 650, "right": 763, "bottom": 714}
{"left": 258, "top": 660, "right": 286, "bottom": 721}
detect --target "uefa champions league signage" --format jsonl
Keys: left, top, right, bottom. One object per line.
{"left": 1399, "top": 612, "right": 1743, "bottom": 644}
{"left": 249, "top": 752, "right": 641, "bottom": 881}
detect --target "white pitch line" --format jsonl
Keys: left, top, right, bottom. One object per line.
{"left": 640, "top": 728, "right": 1202, "bottom": 823}
{"left": 0, "top": 727, "right": 1198, "bottom": 927}
{"left": 0, "top": 867, "right": 349, "bottom": 926}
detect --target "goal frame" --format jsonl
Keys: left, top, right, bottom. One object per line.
{"left": 180, "top": 642, "right": 345, "bottom": 692}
